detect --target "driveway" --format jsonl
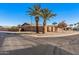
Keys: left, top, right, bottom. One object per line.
{"left": 0, "top": 32, "right": 79, "bottom": 55}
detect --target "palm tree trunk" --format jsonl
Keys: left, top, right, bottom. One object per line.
{"left": 43, "top": 20, "right": 47, "bottom": 34}
{"left": 35, "top": 16, "right": 39, "bottom": 33}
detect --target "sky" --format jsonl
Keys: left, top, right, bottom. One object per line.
{"left": 0, "top": 3, "right": 79, "bottom": 26}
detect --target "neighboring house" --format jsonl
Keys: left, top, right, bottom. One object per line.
{"left": 21, "top": 23, "right": 32, "bottom": 31}
{"left": 21, "top": 23, "right": 43, "bottom": 32}
{"left": 21, "top": 23, "right": 31, "bottom": 26}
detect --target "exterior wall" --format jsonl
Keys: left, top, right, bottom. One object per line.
{"left": 21, "top": 25, "right": 63, "bottom": 32}
{"left": 0, "top": 25, "right": 64, "bottom": 32}
{"left": 53, "top": 26, "right": 56, "bottom": 32}
{"left": 57, "top": 28, "right": 63, "bottom": 32}
{"left": 47, "top": 26, "right": 59, "bottom": 32}
{"left": 21, "top": 25, "right": 43, "bottom": 32}
{"left": 21, "top": 26, "right": 35, "bottom": 31}
{"left": 47, "top": 26, "right": 52, "bottom": 32}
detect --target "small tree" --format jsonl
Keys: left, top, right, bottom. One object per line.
{"left": 58, "top": 21, "right": 67, "bottom": 30}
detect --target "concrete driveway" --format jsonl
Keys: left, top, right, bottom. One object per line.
{"left": 0, "top": 32, "right": 79, "bottom": 55}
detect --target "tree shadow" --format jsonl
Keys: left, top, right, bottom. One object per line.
{"left": 2, "top": 44, "right": 72, "bottom": 55}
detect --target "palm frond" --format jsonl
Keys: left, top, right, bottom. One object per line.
{"left": 40, "top": 8, "right": 56, "bottom": 21}
{"left": 27, "top": 4, "right": 41, "bottom": 17}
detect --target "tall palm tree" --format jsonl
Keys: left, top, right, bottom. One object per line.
{"left": 27, "top": 4, "right": 41, "bottom": 33}
{"left": 40, "top": 8, "right": 56, "bottom": 33}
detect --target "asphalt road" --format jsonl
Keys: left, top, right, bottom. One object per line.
{"left": 0, "top": 32, "right": 79, "bottom": 55}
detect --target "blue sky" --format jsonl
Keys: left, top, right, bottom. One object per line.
{"left": 0, "top": 3, "right": 79, "bottom": 26}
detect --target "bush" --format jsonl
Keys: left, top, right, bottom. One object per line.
{"left": 8, "top": 26, "right": 18, "bottom": 31}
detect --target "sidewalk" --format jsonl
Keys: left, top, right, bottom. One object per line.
{"left": 1, "top": 31, "right": 79, "bottom": 38}
{"left": 25, "top": 31, "right": 79, "bottom": 37}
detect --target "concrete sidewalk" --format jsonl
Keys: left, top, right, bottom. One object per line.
{"left": 22, "top": 31, "right": 79, "bottom": 37}
{"left": 1, "top": 31, "right": 79, "bottom": 37}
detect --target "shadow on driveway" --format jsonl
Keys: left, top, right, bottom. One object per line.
{"left": 2, "top": 44, "right": 72, "bottom": 55}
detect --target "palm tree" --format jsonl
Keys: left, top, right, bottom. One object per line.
{"left": 40, "top": 8, "right": 56, "bottom": 33}
{"left": 27, "top": 4, "right": 41, "bottom": 33}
